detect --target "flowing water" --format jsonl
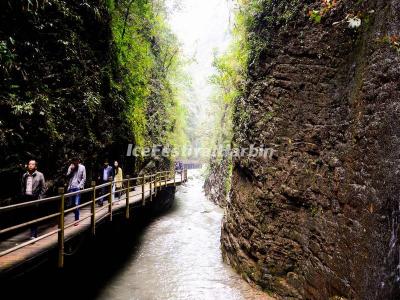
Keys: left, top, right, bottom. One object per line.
{"left": 94, "top": 170, "right": 270, "bottom": 300}
{"left": 3, "top": 170, "right": 271, "bottom": 299}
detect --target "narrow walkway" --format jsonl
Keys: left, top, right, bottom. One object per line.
{"left": 0, "top": 176, "right": 183, "bottom": 273}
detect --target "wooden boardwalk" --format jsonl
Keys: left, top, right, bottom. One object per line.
{"left": 0, "top": 171, "right": 186, "bottom": 274}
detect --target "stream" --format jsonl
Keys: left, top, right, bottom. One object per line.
{"left": 95, "top": 170, "right": 269, "bottom": 300}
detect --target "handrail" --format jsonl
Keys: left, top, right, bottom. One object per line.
{"left": 95, "top": 182, "right": 112, "bottom": 190}
{"left": 0, "top": 194, "right": 62, "bottom": 212}
{"left": 0, "top": 168, "right": 187, "bottom": 268}
{"left": 64, "top": 187, "right": 93, "bottom": 197}
{"left": 0, "top": 212, "right": 61, "bottom": 235}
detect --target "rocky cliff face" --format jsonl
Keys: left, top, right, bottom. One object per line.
{"left": 204, "top": 154, "right": 232, "bottom": 207}
{"left": 222, "top": 0, "right": 400, "bottom": 299}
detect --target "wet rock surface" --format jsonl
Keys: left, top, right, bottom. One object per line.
{"left": 204, "top": 154, "right": 232, "bottom": 207}
{"left": 221, "top": 1, "right": 400, "bottom": 299}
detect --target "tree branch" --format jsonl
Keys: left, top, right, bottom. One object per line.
{"left": 121, "top": 0, "right": 135, "bottom": 40}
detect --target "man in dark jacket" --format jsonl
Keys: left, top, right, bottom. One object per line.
{"left": 97, "top": 159, "right": 113, "bottom": 206}
{"left": 21, "top": 159, "right": 46, "bottom": 239}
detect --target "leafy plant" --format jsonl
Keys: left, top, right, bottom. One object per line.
{"left": 309, "top": 10, "right": 322, "bottom": 23}
{"left": 0, "top": 40, "right": 16, "bottom": 72}
{"left": 382, "top": 35, "right": 400, "bottom": 54}
{"left": 308, "top": 0, "right": 338, "bottom": 24}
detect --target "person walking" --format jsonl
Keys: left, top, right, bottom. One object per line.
{"left": 21, "top": 159, "right": 46, "bottom": 239}
{"left": 66, "top": 157, "right": 86, "bottom": 225}
{"left": 98, "top": 159, "right": 113, "bottom": 206}
{"left": 112, "top": 161, "right": 123, "bottom": 203}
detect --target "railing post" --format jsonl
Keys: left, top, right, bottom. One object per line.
{"left": 142, "top": 174, "right": 145, "bottom": 206}
{"left": 165, "top": 171, "right": 167, "bottom": 187}
{"left": 181, "top": 169, "right": 183, "bottom": 183}
{"left": 174, "top": 170, "right": 176, "bottom": 186}
{"left": 109, "top": 177, "right": 113, "bottom": 221}
{"left": 91, "top": 181, "right": 96, "bottom": 236}
{"left": 155, "top": 173, "right": 158, "bottom": 196}
{"left": 150, "top": 174, "right": 153, "bottom": 202}
{"left": 125, "top": 175, "right": 130, "bottom": 219}
{"left": 58, "top": 187, "right": 65, "bottom": 268}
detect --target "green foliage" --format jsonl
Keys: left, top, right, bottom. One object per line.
{"left": 309, "top": 10, "right": 322, "bottom": 23}
{"left": 0, "top": 39, "right": 16, "bottom": 73}
{"left": 307, "top": 0, "right": 338, "bottom": 24}
{"left": 105, "top": 0, "right": 115, "bottom": 10}
{"left": 224, "top": 156, "right": 233, "bottom": 195}
{"left": 204, "top": 0, "right": 251, "bottom": 155}
{"left": 109, "top": 0, "right": 188, "bottom": 153}
{"left": 109, "top": 0, "right": 153, "bottom": 147}
{"left": 0, "top": 0, "right": 187, "bottom": 200}
{"left": 0, "top": 0, "right": 122, "bottom": 198}
{"left": 381, "top": 35, "right": 400, "bottom": 54}
{"left": 204, "top": 0, "right": 254, "bottom": 199}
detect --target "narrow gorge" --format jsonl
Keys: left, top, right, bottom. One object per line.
{"left": 1, "top": 0, "right": 400, "bottom": 299}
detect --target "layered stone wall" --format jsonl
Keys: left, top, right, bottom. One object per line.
{"left": 221, "top": 1, "right": 400, "bottom": 299}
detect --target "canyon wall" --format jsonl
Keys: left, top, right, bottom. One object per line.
{"left": 204, "top": 154, "right": 231, "bottom": 207}
{"left": 0, "top": 0, "right": 123, "bottom": 192}
{"left": 221, "top": 0, "right": 400, "bottom": 299}
{"left": 0, "top": 0, "right": 178, "bottom": 200}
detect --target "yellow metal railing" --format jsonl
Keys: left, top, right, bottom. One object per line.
{"left": 0, "top": 169, "right": 188, "bottom": 268}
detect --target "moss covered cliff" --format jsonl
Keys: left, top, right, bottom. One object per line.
{"left": 0, "top": 0, "right": 185, "bottom": 200}
{"left": 218, "top": 0, "right": 400, "bottom": 299}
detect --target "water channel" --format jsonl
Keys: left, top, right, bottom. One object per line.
{"left": 3, "top": 170, "right": 270, "bottom": 300}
